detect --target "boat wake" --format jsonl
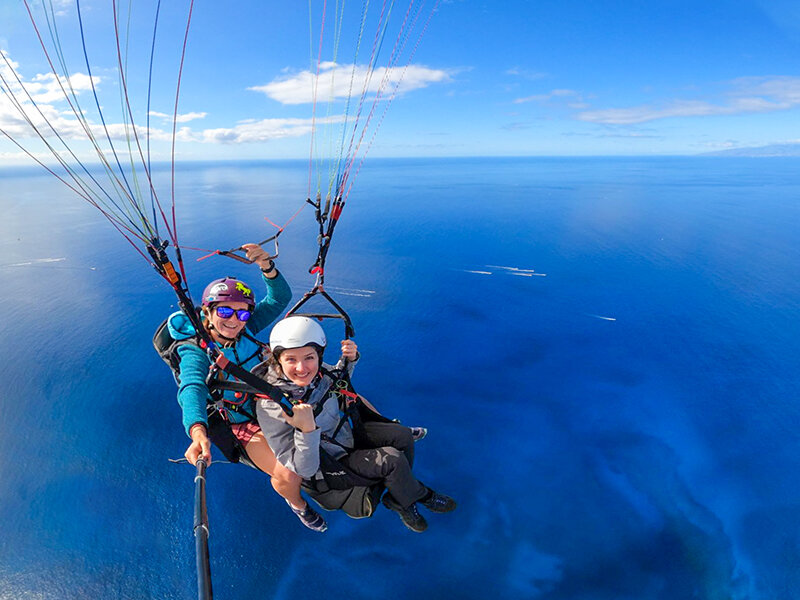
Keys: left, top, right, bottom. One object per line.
{"left": 457, "top": 264, "right": 547, "bottom": 277}
{"left": 326, "top": 286, "right": 376, "bottom": 298}
{"left": 8, "top": 257, "right": 66, "bottom": 266}
{"left": 487, "top": 264, "right": 547, "bottom": 277}
{"left": 586, "top": 314, "right": 616, "bottom": 322}
{"left": 2, "top": 257, "right": 96, "bottom": 270}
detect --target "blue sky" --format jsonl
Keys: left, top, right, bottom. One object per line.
{"left": 2, "top": 0, "right": 800, "bottom": 162}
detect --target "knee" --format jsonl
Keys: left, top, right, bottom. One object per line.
{"left": 381, "top": 424, "right": 413, "bottom": 450}
{"left": 272, "top": 464, "right": 302, "bottom": 486}
{"left": 396, "top": 427, "right": 414, "bottom": 449}
{"left": 378, "top": 446, "right": 405, "bottom": 466}
{"left": 382, "top": 446, "right": 402, "bottom": 457}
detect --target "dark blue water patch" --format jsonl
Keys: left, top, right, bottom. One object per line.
{"left": 739, "top": 504, "right": 800, "bottom": 597}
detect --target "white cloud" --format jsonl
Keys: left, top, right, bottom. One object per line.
{"left": 56, "top": 0, "right": 73, "bottom": 16}
{"left": 26, "top": 72, "right": 96, "bottom": 104}
{"left": 148, "top": 110, "right": 207, "bottom": 123}
{"left": 730, "top": 75, "right": 800, "bottom": 103}
{"left": 1, "top": 50, "right": 99, "bottom": 137}
{"left": 578, "top": 100, "right": 743, "bottom": 125}
{"left": 514, "top": 89, "right": 578, "bottom": 104}
{"left": 99, "top": 122, "right": 174, "bottom": 142}
{"left": 0, "top": 54, "right": 392, "bottom": 155}
{"left": 1, "top": 48, "right": 315, "bottom": 149}
{"left": 577, "top": 76, "right": 800, "bottom": 124}
{"left": 0, "top": 50, "right": 185, "bottom": 148}
{"left": 0, "top": 150, "right": 34, "bottom": 160}
{"left": 250, "top": 62, "right": 449, "bottom": 105}
{"left": 39, "top": 0, "right": 74, "bottom": 17}
{"left": 200, "top": 115, "right": 344, "bottom": 144}
{"left": 1, "top": 92, "right": 86, "bottom": 140}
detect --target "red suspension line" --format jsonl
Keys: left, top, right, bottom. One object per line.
{"left": 344, "top": 0, "right": 440, "bottom": 202}
{"left": 341, "top": 0, "right": 420, "bottom": 194}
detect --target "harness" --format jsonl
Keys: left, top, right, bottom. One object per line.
{"left": 203, "top": 331, "right": 269, "bottom": 422}
{"left": 153, "top": 315, "right": 279, "bottom": 422}
{"left": 149, "top": 241, "right": 297, "bottom": 419}
{"left": 320, "top": 366, "right": 362, "bottom": 444}
{"left": 288, "top": 366, "right": 394, "bottom": 493}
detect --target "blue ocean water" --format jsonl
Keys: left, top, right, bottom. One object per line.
{"left": 0, "top": 156, "right": 798, "bottom": 599}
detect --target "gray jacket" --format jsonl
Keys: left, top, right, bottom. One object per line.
{"left": 255, "top": 357, "right": 358, "bottom": 479}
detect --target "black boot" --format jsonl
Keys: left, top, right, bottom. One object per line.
{"left": 381, "top": 494, "right": 428, "bottom": 532}
{"left": 420, "top": 489, "right": 457, "bottom": 513}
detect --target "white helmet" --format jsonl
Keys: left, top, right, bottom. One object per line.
{"left": 269, "top": 316, "right": 327, "bottom": 353}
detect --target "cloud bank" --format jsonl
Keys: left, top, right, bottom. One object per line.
{"left": 0, "top": 50, "right": 202, "bottom": 147}
{"left": 577, "top": 76, "right": 800, "bottom": 124}
{"left": 250, "top": 62, "right": 449, "bottom": 105}
{"left": 1, "top": 50, "right": 444, "bottom": 149}
{"left": 201, "top": 115, "right": 344, "bottom": 143}
{"left": 1, "top": 52, "right": 96, "bottom": 137}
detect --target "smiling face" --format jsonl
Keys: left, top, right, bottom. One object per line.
{"left": 277, "top": 345, "right": 320, "bottom": 387}
{"left": 207, "top": 300, "right": 250, "bottom": 343}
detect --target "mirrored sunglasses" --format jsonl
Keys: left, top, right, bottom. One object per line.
{"left": 215, "top": 306, "right": 251, "bottom": 321}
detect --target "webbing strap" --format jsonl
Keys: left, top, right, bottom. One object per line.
{"left": 213, "top": 355, "right": 295, "bottom": 416}
{"left": 320, "top": 432, "right": 352, "bottom": 453}
{"left": 147, "top": 238, "right": 210, "bottom": 348}
{"left": 145, "top": 239, "right": 296, "bottom": 420}
{"left": 329, "top": 400, "right": 359, "bottom": 442}
{"left": 240, "top": 329, "right": 270, "bottom": 353}
{"left": 317, "top": 366, "right": 361, "bottom": 441}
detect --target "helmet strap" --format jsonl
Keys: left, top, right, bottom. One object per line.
{"left": 204, "top": 313, "right": 241, "bottom": 346}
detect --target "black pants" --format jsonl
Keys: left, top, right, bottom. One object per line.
{"left": 207, "top": 412, "right": 258, "bottom": 470}
{"left": 341, "top": 421, "right": 427, "bottom": 508}
{"left": 207, "top": 412, "right": 243, "bottom": 463}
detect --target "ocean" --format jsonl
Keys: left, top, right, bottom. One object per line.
{"left": 1, "top": 156, "right": 798, "bottom": 599}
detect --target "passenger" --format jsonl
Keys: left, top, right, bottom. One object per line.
{"left": 168, "top": 243, "right": 327, "bottom": 532}
{"left": 256, "top": 316, "right": 456, "bottom": 532}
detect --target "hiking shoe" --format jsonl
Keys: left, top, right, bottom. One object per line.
{"left": 381, "top": 494, "right": 428, "bottom": 532}
{"left": 420, "top": 490, "right": 456, "bottom": 513}
{"left": 286, "top": 499, "right": 328, "bottom": 532}
{"left": 410, "top": 427, "right": 428, "bottom": 442}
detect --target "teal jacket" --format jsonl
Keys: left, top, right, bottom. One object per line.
{"left": 167, "top": 271, "right": 292, "bottom": 436}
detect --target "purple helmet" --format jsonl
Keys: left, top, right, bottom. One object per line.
{"left": 201, "top": 277, "right": 256, "bottom": 308}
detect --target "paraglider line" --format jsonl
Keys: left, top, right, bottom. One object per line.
{"left": 169, "top": 0, "right": 198, "bottom": 286}
{"left": 146, "top": 0, "right": 164, "bottom": 235}
{"left": 307, "top": 0, "right": 330, "bottom": 200}
{"left": 344, "top": 0, "right": 440, "bottom": 200}
{"left": 35, "top": 0, "right": 141, "bottom": 219}
{"left": 112, "top": 0, "right": 176, "bottom": 243}
{"left": 0, "top": 31, "right": 145, "bottom": 236}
